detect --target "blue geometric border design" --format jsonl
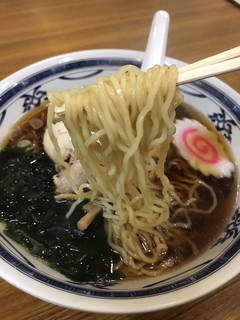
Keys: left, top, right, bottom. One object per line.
{"left": 190, "top": 80, "right": 240, "bottom": 121}
{"left": 1, "top": 236, "right": 239, "bottom": 298}
{"left": 0, "top": 58, "right": 140, "bottom": 110}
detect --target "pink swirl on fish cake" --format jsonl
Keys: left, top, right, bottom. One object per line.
{"left": 182, "top": 128, "right": 219, "bottom": 164}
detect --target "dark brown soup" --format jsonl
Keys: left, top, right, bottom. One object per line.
{"left": 161, "top": 104, "right": 237, "bottom": 269}
{"left": 0, "top": 103, "right": 237, "bottom": 283}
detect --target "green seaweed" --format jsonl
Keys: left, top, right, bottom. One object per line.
{"left": 0, "top": 149, "right": 122, "bottom": 283}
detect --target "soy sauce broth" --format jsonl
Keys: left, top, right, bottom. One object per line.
{"left": 169, "top": 104, "right": 237, "bottom": 261}
{"left": 0, "top": 102, "right": 237, "bottom": 282}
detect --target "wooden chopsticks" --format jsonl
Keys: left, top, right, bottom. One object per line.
{"left": 53, "top": 46, "right": 240, "bottom": 117}
{"left": 177, "top": 46, "right": 240, "bottom": 85}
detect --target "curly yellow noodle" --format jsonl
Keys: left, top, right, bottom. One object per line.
{"left": 47, "top": 64, "right": 217, "bottom": 276}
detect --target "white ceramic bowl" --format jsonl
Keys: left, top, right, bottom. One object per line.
{"left": 0, "top": 49, "right": 239, "bottom": 314}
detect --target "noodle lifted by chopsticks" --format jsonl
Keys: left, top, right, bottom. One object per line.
{"left": 47, "top": 65, "right": 193, "bottom": 275}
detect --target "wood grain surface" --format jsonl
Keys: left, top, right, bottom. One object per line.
{"left": 0, "top": 0, "right": 239, "bottom": 319}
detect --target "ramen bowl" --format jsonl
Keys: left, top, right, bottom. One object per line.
{"left": 0, "top": 49, "right": 239, "bottom": 314}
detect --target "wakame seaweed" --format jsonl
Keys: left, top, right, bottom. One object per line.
{"left": 0, "top": 149, "right": 122, "bottom": 283}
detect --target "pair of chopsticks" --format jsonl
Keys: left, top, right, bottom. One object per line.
{"left": 53, "top": 46, "right": 240, "bottom": 117}
{"left": 177, "top": 46, "right": 240, "bottom": 85}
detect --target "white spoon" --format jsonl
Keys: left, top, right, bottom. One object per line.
{"left": 141, "top": 10, "right": 170, "bottom": 71}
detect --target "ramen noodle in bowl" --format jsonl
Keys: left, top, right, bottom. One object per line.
{"left": 0, "top": 64, "right": 237, "bottom": 282}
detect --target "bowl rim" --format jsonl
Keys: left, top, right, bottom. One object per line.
{"left": 0, "top": 48, "right": 239, "bottom": 314}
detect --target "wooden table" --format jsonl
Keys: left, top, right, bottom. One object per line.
{"left": 0, "top": 0, "right": 239, "bottom": 319}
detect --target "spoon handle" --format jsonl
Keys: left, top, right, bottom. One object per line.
{"left": 141, "top": 10, "right": 170, "bottom": 71}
